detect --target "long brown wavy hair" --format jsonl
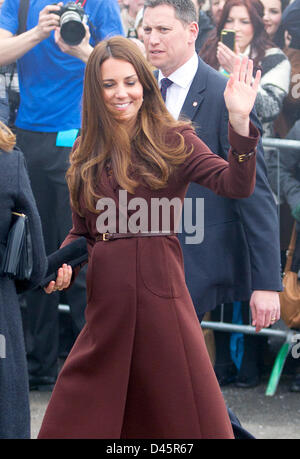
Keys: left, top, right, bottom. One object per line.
{"left": 0, "top": 121, "right": 15, "bottom": 152}
{"left": 200, "top": 0, "right": 274, "bottom": 70}
{"left": 67, "top": 36, "right": 192, "bottom": 216}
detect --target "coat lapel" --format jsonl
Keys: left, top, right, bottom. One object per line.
{"left": 179, "top": 57, "right": 208, "bottom": 122}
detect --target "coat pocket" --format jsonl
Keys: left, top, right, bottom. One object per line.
{"left": 139, "top": 237, "right": 185, "bottom": 299}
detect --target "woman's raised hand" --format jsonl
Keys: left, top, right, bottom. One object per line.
{"left": 217, "top": 41, "right": 240, "bottom": 74}
{"left": 224, "top": 56, "right": 261, "bottom": 137}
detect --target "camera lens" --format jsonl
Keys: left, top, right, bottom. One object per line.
{"left": 60, "top": 11, "right": 86, "bottom": 46}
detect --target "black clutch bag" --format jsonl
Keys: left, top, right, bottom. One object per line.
{"left": 1, "top": 211, "right": 33, "bottom": 280}
{"left": 39, "top": 237, "right": 88, "bottom": 288}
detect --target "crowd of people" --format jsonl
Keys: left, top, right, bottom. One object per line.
{"left": 0, "top": 0, "right": 300, "bottom": 439}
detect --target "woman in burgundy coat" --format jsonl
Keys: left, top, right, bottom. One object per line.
{"left": 38, "top": 36, "right": 261, "bottom": 439}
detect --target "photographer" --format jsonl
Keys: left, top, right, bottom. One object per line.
{"left": 0, "top": 64, "right": 19, "bottom": 129}
{"left": 0, "top": 0, "right": 19, "bottom": 128}
{"left": 0, "top": 0, "right": 124, "bottom": 391}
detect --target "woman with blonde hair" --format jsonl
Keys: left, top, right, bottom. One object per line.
{"left": 38, "top": 36, "right": 261, "bottom": 439}
{"left": 0, "top": 122, "right": 47, "bottom": 438}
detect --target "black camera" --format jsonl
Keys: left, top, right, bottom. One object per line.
{"left": 53, "top": 2, "right": 87, "bottom": 46}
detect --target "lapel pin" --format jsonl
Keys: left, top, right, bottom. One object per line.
{"left": 193, "top": 101, "right": 198, "bottom": 107}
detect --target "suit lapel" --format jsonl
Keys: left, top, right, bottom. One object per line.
{"left": 180, "top": 57, "right": 207, "bottom": 122}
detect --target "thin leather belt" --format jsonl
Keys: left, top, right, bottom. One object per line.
{"left": 96, "top": 232, "right": 177, "bottom": 242}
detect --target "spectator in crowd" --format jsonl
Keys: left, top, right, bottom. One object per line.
{"left": 261, "top": 0, "right": 291, "bottom": 48}
{"left": 279, "top": 118, "right": 300, "bottom": 392}
{"left": 0, "top": 64, "right": 19, "bottom": 129}
{"left": 191, "top": 0, "right": 215, "bottom": 51}
{"left": 200, "top": 0, "right": 290, "bottom": 140}
{"left": 274, "top": 0, "right": 300, "bottom": 138}
{"left": 38, "top": 35, "right": 260, "bottom": 440}
{"left": 118, "top": 0, "right": 126, "bottom": 9}
{"left": 273, "top": 1, "right": 300, "bottom": 394}
{"left": 142, "top": 0, "right": 281, "bottom": 392}
{"left": 0, "top": 71, "right": 9, "bottom": 125}
{"left": 0, "top": 0, "right": 19, "bottom": 128}
{"left": 134, "top": 6, "right": 145, "bottom": 41}
{"left": 128, "top": 7, "right": 147, "bottom": 56}
{"left": 0, "top": 121, "right": 48, "bottom": 438}
{"left": 0, "top": 0, "right": 124, "bottom": 391}
{"left": 0, "top": 0, "right": 9, "bottom": 125}
{"left": 200, "top": 0, "right": 290, "bottom": 387}
{"left": 121, "top": 0, "right": 145, "bottom": 36}
{"left": 272, "top": 0, "right": 300, "bottom": 267}
{"left": 210, "top": 0, "right": 226, "bottom": 24}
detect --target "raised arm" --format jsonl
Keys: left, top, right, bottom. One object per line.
{"left": 0, "top": 4, "right": 62, "bottom": 65}
{"left": 181, "top": 57, "right": 261, "bottom": 198}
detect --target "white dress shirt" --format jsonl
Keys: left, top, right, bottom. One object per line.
{"left": 158, "top": 53, "right": 199, "bottom": 120}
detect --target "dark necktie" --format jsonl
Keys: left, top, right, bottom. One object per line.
{"left": 160, "top": 78, "right": 173, "bottom": 102}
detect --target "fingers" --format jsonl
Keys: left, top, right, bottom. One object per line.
{"left": 252, "top": 69, "right": 261, "bottom": 92}
{"left": 37, "top": 5, "right": 61, "bottom": 39}
{"left": 250, "top": 302, "right": 257, "bottom": 329}
{"left": 250, "top": 303, "right": 281, "bottom": 333}
{"left": 218, "top": 41, "right": 236, "bottom": 57}
{"left": 233, "top": 56, "right": 251, "bottom": 83}
{"left": 44, "top": 264, "right": 72, "bottom": 294}
{"left": 234, "top": 41, "right": 241, "bottom": 55}
{"left": 44, "top": 280, "right": 56, "bottom": 295}
{"left": 233, "top": 55, "right": 241, "bottom": 81}
{"left": 217, "top": 42, "right": 237, "bottom": 74}
{"left": 230, "top": 56, "right": 260, "bottom": 92}
{"left": 238, "top": 55, "right": 248, "bottom": 84}
{"left": 245, "top": 58, "right": 253, "bottom": 85}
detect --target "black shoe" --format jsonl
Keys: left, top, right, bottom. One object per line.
{"left": 235, "top": 375, "right": 260, "bottom": 388}
{"left": 29, "top": 375, "right": 56, "bottom": 392}
{"left": 217, "top": 374, "right": 237, "bottom": 386}
{"left": 290, "top": 375, "right": 300, "bottom": 393}
{"left": 215, "top": 364, "right": 237, "bottom": 386}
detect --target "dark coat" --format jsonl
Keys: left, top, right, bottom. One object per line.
{"left": 0, "top": 147, "right": 47, "bottom": 439}
{"left": 178, "top": 58, "right": 282, "bottom": 315}
{"left": 38, "top": 124, "right": 258, "bottom": 439}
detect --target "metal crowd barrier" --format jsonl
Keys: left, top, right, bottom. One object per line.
{"left": 201, "top": 317, "right": 297, "bottom": 397}
{"left": 262, "top": 137, "right": 300, "bottom": 150}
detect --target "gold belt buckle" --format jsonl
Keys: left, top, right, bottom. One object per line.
{"left": 102, "top": 233, "right": 110, "bottom": 241}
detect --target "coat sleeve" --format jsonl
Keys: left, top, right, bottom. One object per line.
{"left": 59, "top": 207, "right": 95, "bottom": 286}
{"left": 180, "top": 122, "right": 258, "bottom": 199}
{"left": 62, "top": 209, "right": 94, "bottom": 254}
{"left": 14, "top": 150, "right": 48, "bottom": 291}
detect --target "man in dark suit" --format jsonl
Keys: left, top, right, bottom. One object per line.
{"left": 143, "top": 0, "right": 281, "bottom": 334}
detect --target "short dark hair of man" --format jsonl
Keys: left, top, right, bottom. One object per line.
{"left": 143, "top": 0, "right": 198, "bottom": 24}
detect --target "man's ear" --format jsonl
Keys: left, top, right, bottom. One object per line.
{"left": 188, "top": 21, "right": 199, "bottom": 44}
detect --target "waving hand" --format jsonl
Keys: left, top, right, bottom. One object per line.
{"left": 224, "top": 56, "right": 261, "bottom": 137}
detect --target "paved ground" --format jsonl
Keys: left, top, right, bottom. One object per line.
{"left": 30, "top": 375, "right": 300, "bottom": 439}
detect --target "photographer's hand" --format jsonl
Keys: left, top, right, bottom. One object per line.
{"left": 35, "top": 3, "right": 62, "bottom": 41}
{"left": 54, "top": 23, "right": 93, "bottom": 63}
